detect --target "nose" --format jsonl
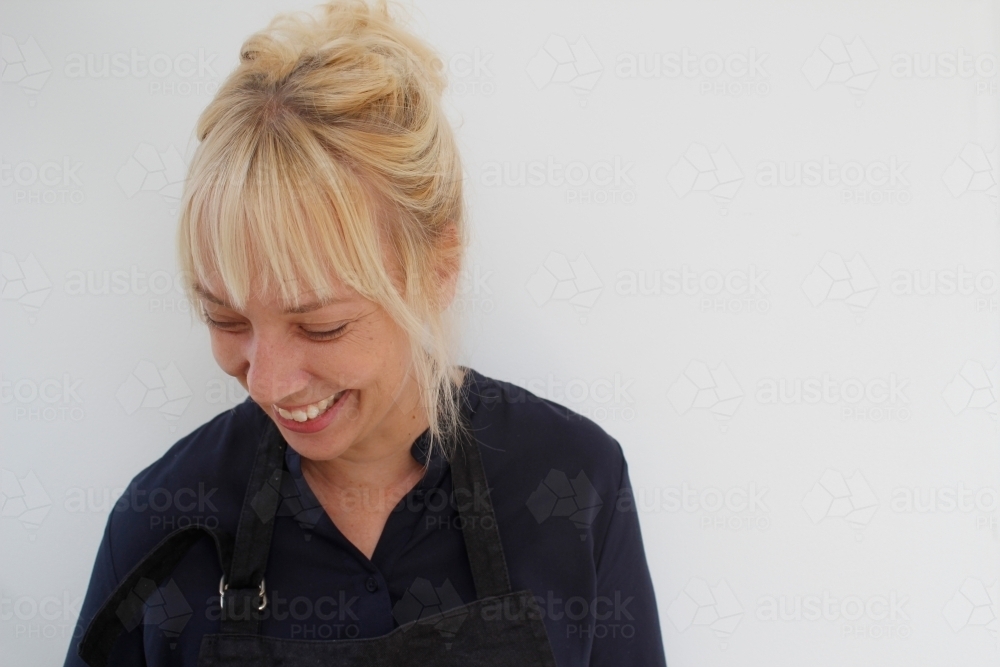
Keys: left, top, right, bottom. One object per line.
{"left": 244, "top": 328, "right": 308, "bottom": 407}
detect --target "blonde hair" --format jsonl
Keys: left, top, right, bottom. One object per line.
{"left": 177, "top": 0, "right": 470, "bottom": 459}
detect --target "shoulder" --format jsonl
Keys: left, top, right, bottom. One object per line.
{"left": 104, "top": 398, "right": 267, "bottom": 575}
{"left": 465, "top": 367, "right": 628, "bottom": 506}
{"left": 120, "top": 397, "right": 266, "bottom": 502}
{"left": 467, "top": 367, "right": 626, "bottom": 470}
{"left": 464, "top": 367, "right": 635, "bottom": 576}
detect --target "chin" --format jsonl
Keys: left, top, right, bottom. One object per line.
{"left": 284, "top": 432, "right": 353, "bottom": 462}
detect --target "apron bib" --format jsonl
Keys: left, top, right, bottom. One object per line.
{"left": 77, "top": 417, "right": 558, "bottom": 667}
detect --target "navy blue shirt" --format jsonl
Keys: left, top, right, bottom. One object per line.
{"left": 64, "top": 367, "right": 666, "bottom": 666}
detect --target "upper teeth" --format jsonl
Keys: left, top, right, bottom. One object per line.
{"left": 276, "top": 391, "right": 345, "bottom": 423}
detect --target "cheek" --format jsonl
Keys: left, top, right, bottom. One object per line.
{"left": 209, "top": 331, "right": 245, "bottom": 375}
{"left": 325, "top": 319, "right": 400, "bottom": 386}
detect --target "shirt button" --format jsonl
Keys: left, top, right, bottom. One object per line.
{"left": 366, "top": 577, "right": 379, "bottom": 593}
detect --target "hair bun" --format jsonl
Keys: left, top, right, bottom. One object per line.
{"left": 235, "top": 0, "right": 447, "bottom": 100}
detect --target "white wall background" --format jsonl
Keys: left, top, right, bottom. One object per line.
{"left": 2, "top": 0, "right": 999, "bottom": 665}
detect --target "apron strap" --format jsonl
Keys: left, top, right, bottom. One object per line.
{"left": 218, "top": 417, "right": 287, "bottom": 635}
{"left": 76, "top": 524, "right": 232, "bottom": 667}
{"left": 76, "top": 417, "right": 287, "bottom": 666}
{"left": 450, "top": 426, "right": 513, "bottom": 599}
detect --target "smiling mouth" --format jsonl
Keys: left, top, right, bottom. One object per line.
{"left": 274, "top": 390, "right": 348, "bottom": 423}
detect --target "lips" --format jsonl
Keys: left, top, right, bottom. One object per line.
{"left": 274, "top": 390, "right": 347, "bottom": 423}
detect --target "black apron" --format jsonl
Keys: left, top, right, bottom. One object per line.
{"left": 76, "top": 417, "right": 558, "bottom": 667}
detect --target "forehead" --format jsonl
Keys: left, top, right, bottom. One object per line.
{"left": 194, "top": 275, "right": 359, "bottom": 313}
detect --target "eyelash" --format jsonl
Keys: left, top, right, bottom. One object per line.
{"left": 204, "top": 317, "right": 349, "bottom": 342}
{"left": 304, "top": 324, "right": 349, "bottom": 341}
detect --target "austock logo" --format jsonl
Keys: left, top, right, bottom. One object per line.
{"left": 889, "top": 483, "right": 1000, "bottom": 533}
{"left": 117, "top": 143, "right": 187, "bottom": 212}
{"left": 634, "top": 482, "right": 770, "bottom": 532}
{"left": 249, "top": 464, "right": 325, "bottom": 539}
{"left": 942, "top": 360, "right": 998, "bottom": 419}
{"left": 63, "top": 47, "right": 221, "bottom": 96}
{"left": 755, "top": 590, "right": 911, "bottom": 640}
{"left": 0, "top": 468, "right": 52, "bottom": 539}
{"left": 0, "top": 34, "right": 52, "bottom": 101}
{"left": 614, "top": 47, "right": 770, "bottom": 98}
{"left": 0, "top": 252, "right": 52, "bottom": 323}
{"left": 1, "top": 155, "right": 85, "bottom": 204}
{"left": 451, "top": 263, "right": 495, "bottom": 318}
{"left": 942, "top": 143, "right": 998, "bottom": 208}
{"left": 526, "top": 469, "right": 603, "bottom": 539}
{"left": 203, "top": 584, "right": 361, "bottom": 638}
{"left": 115, "top": 578, "right": 193, "bottom": 649}
{"left": 801, "top": 34, "right": 878, "bottom": 105}
{"left": 392, "top": 578, "right": 468, "bottom": 649}
{"left": 1, "top": 372, "right": 85, "bottom": 422}
{"left": 0, "top": 588, "right": 83, "bottom": 640}
{"left": 755, "top": 372, "right": 911, "bottom": 423}
{"left": 615, "top": 48, "right": 769, "bottom": 80}
{"left": 479, "top": 155, "right": 636, "bottom": 205}
{"left": 944, "top": 578, "right": 998, "bottom": 637}
{"left": 116, "top": 360, "right": 193, "bottom": 423}
{"left": 614, "top": 265, "right": 770, "bottom": 316}
{"left": 443, "top": 49, "right": 495, "bottom": 96}
{"left": 802, "top": 251, "right": 879, "bottom": 322}
{"left": 890, "top": 49, "right": 998, "bottom": 80}
{"left": 754, "top": 156, "right": 911, "bottom": 205}
{"left": 666, "top": 578, "right": 743, "bottom": 649}
{"left": 665, "top": 360, "right": 744, "bottom": 431}
{"left": 802, "top": 469, "right": 879, "bottom": 540}
{"left": 667, "top": 143, "right": 743, "bottom": 214}
{"left": 889, "top": 265, "right": 1000, "bottom": 308}
{"left": 526, "top": 252, "right": 604, "bottom": 323}
{"left": 526, "top": 34, "right": 603, "bottom": 104}
{"left": 507, "top": 373, "right": 636, "bottom": 424}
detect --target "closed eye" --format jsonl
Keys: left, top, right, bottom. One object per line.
{"left": 303, "top": 324, "right": 349, "bottom": 341}
{"left": 204, "top": 316, "right": 245, "bottom": 332}
{"left": 203, "top": 316, "right": 348, "bottom": 342}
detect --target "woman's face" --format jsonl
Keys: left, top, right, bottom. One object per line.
{"left": 195, "top": 274, "right": 426, "bottom": 463}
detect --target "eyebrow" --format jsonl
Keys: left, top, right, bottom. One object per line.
{"left": 193, "top": 284, "right": 351, "bottom": 315}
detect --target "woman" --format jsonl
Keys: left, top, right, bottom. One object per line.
{"left": 64, "top": 1, "right": 666, "bottom": 665}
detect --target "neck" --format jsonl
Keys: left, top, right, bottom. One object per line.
{"left": 299, "top": 365, "right": 466, "bottom": 498}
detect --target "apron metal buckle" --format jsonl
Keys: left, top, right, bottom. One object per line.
{"left": 218, "top": 575, "right": 268, "bottom": 611}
